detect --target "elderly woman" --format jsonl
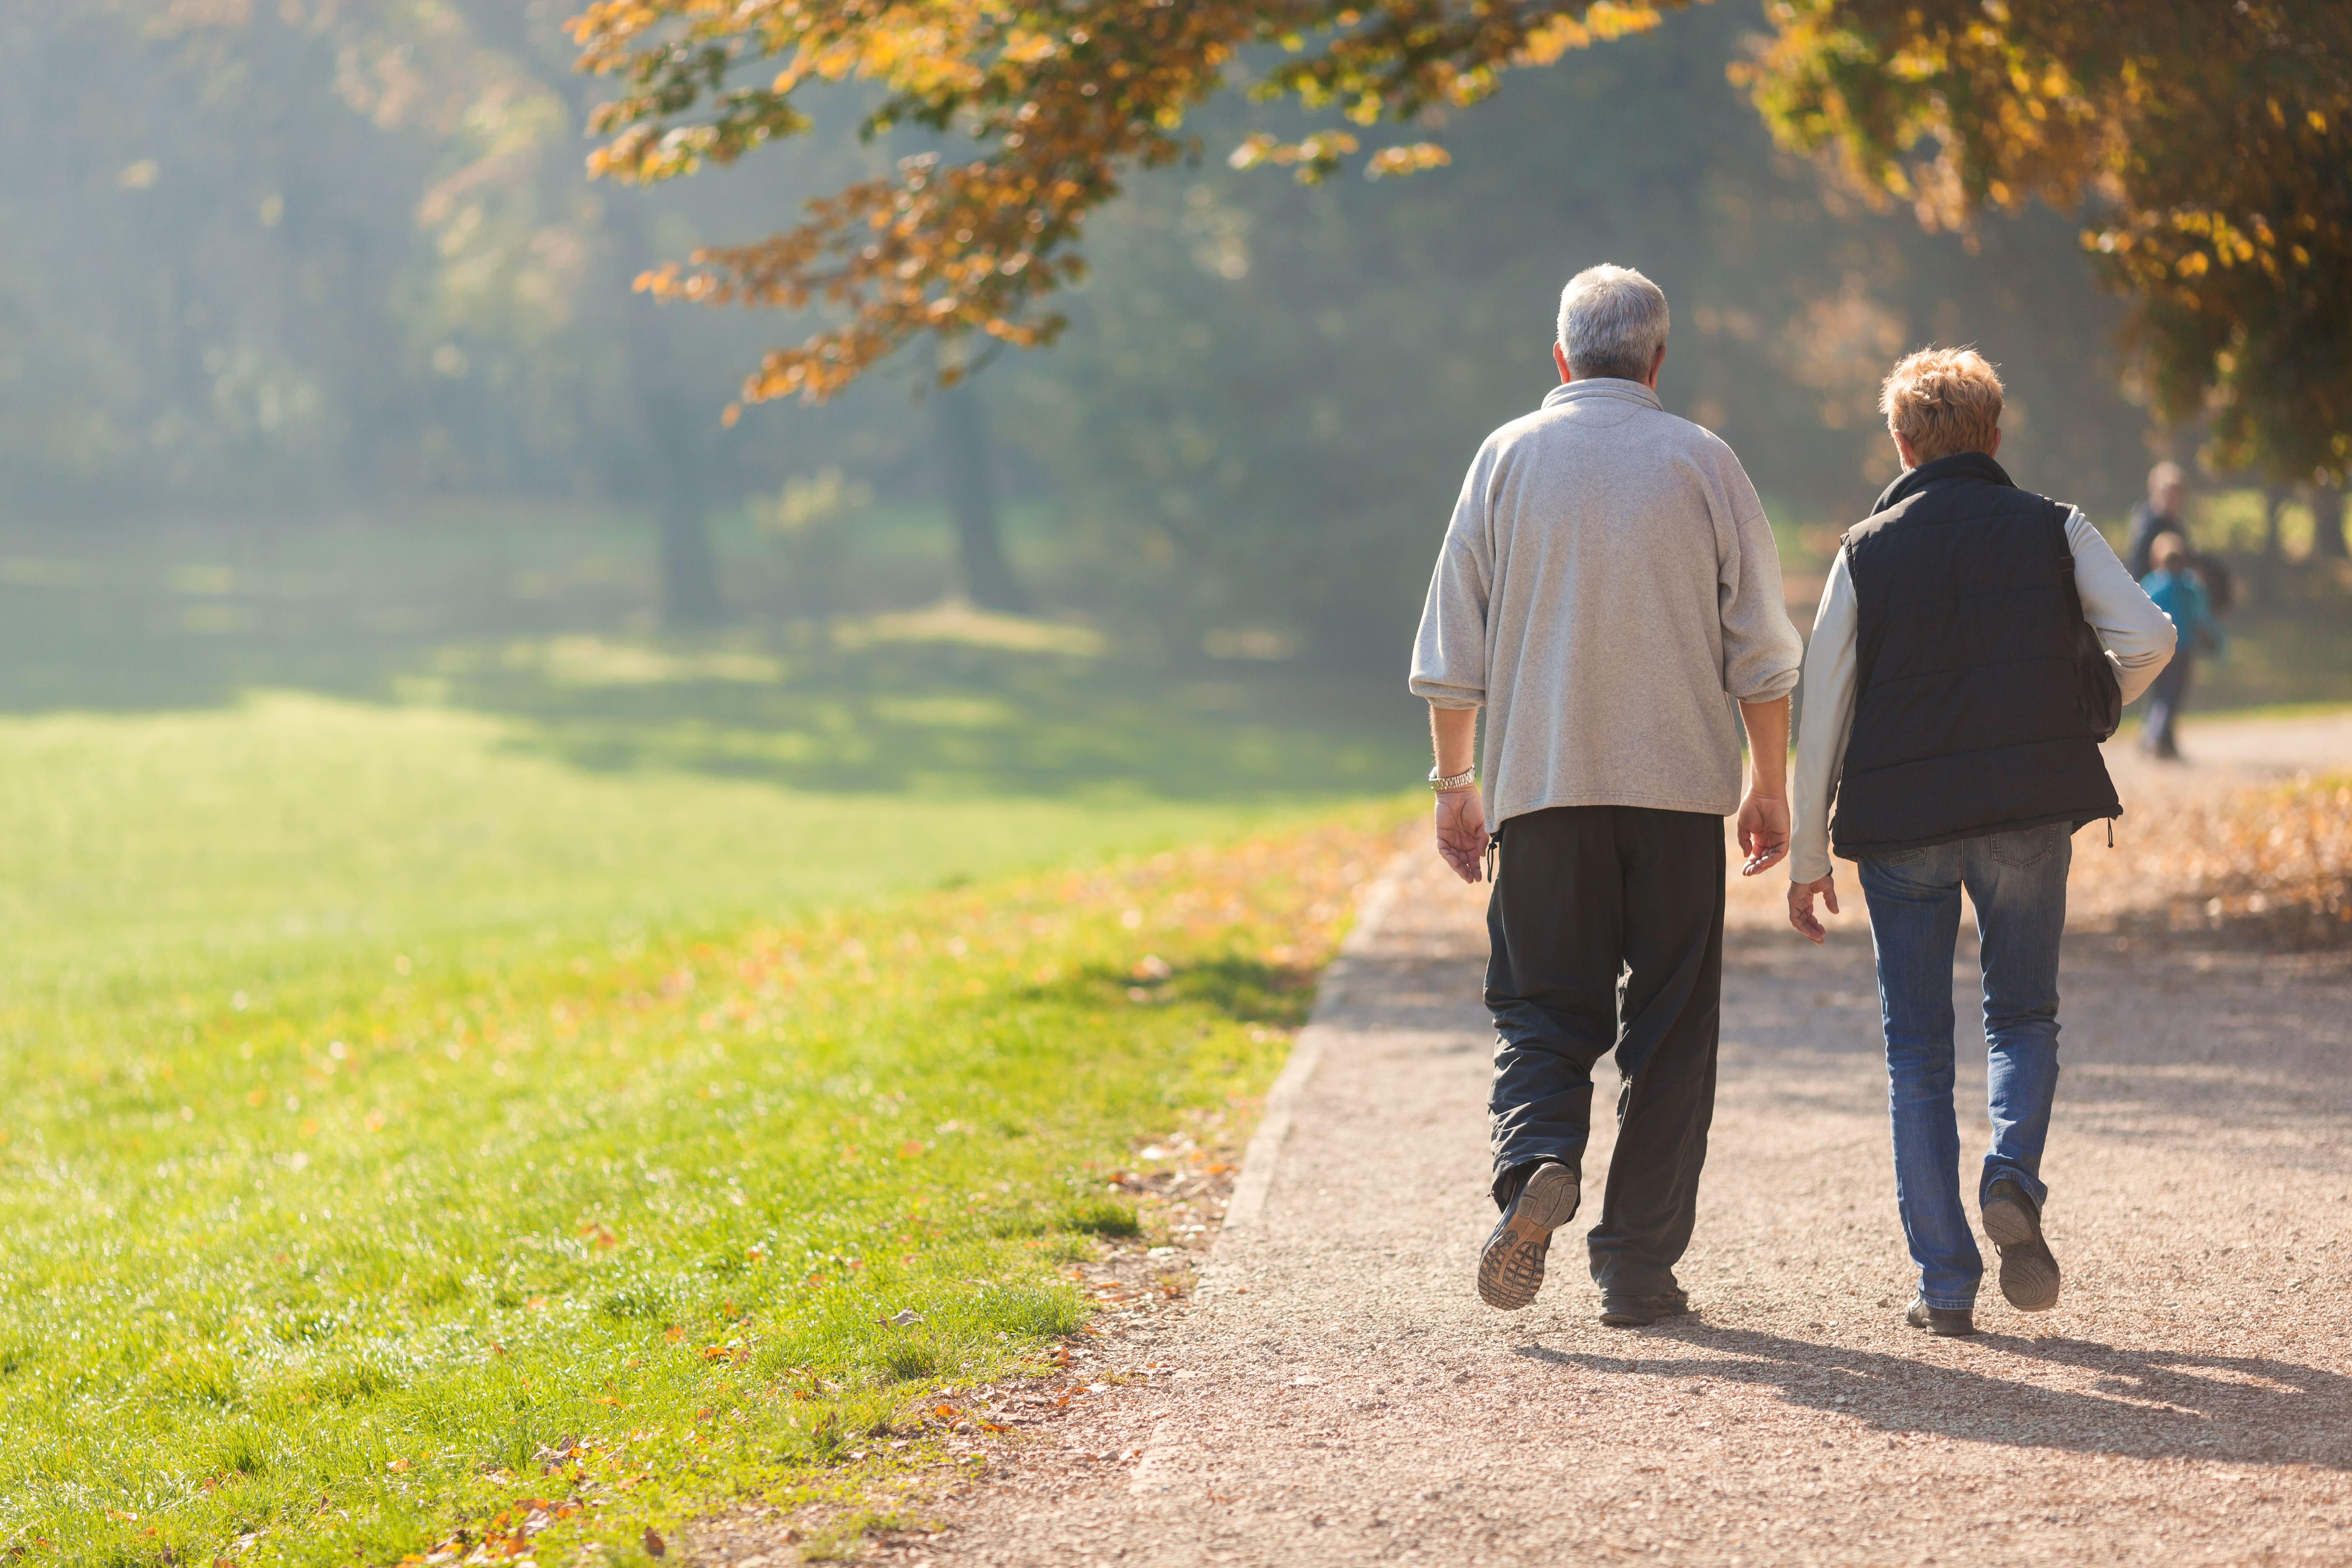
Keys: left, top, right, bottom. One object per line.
{"left": 1785, "top": 348, "right": 2177, "bottom": 1336}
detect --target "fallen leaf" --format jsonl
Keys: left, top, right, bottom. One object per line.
{"left": 642, "top": 1525, "right": 666, "bottom": 1558}
{"left": 883, "top": 1308, "right": 924, "bottom": 1328}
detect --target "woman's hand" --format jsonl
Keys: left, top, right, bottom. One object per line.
{"left": 1787, "top": 874, "right": 1839, "bottom": 944}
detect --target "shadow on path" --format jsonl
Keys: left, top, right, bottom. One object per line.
{"left": 1514, "top": 1323, "right": 2352, "bottom": 1470}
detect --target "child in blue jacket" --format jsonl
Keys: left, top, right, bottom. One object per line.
{"left": 2139, "top": 532, "right": 2222, "bottom": 760}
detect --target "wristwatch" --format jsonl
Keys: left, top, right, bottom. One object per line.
{"left": 1428, "top": 765, "right": 1477, "bottom": 792}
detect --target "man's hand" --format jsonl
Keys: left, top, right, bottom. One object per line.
{"left": 1787, "top": 873, "right": 1839, "bottom": 944}
{"left": 1434, "top": 787, "right": 1488, "bottom": 884}
{"left": 1736, "top": 791, "right": 1789, "bottom": 877}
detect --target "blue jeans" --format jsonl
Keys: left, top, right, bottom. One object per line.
{"left": 1857, "top": 823, "right": 2071, "bottom": 1310}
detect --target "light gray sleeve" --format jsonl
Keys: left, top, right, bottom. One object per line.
{"left": 1787, "top": 549, "right": 1858, "bottom": 885}
{"left": 1715, "top": 461, "right": 1805, "bottom": 702}
{"left": 2067, "top": 508, "right": 2176, "bottom": 704}
{"left": 1408, "top": 451, "right": 1493, "bottom": 710}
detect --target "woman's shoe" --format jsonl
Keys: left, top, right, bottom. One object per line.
{"left": 1983, "top": 1178, "right": 2061, "bottom": 1311}
{"left": 1905, "top": 1297, "right": 1976, "bottom": 1336}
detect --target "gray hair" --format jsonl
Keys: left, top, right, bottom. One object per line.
{"left": 1557, "top": 264, "right": 1670, "bottom": 383}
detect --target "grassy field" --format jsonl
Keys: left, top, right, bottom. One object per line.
{"left": 0, "top": 689, "right": 1382, "bottom": 1007}
{"left": 0, "top": 513, "right": 1425, "bottom": 1563}
{"left": 0, "top": 686, "right": 1407, "bottom": 1564}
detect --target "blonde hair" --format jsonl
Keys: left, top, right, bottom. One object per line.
{"left": 1880, "top": 347, "right": 2004, "bottom": 464}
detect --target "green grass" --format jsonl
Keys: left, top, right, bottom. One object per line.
{"left": 0, "top": 512, "right": 1420, "bottom": 1567}
{"left": 0, "top": 682, "right": 1406, "bottom": 1562}
{"left": 0, "top": 689, "right": 1373, "bottom": 1011}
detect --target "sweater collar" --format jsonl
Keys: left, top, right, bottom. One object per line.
{"left": 1872, "top": 449, "right": 2014, "bottom": 514}
{"left": 1541, "top": 378, "right": 1663, "bottom": 413}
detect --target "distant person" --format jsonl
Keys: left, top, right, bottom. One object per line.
{"left": 1785, "top": 348, "right": 2175, "bottom": 1337}
{"left": 1411, "top": 263, "right": 1803, "bottom": 1327}
{"left": 2126, "top": 460, "right": 2187, "bottom": 578}
{"left": 2139, "top": 531, "right": 2222, "bottom": 761}
{"left": 2127, "top": 462, "right": 2235, "bottom": 615}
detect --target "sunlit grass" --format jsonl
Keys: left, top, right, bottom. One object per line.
{"left": 0, "top": 690, "right": 1409, "bottom": 1561}
{"left": 0, "top": 691, "right": 1362, "bottom": 1007}
{"left": 0, "top": 776, "right": 1404, "bottom": 1563}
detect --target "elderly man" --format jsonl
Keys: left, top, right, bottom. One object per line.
{"left": 1787, "top": 348, "right": 2176, "bottom": 1336}
{"left": 1410, "top": 263, "right": 1803, "bottom": 1326}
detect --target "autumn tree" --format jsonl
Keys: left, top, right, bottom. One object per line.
{"left": 565, "top": 0, "right": 1684, "bottom": 407}
{"left": 570, "top": 0, "right": 2348, "bottom": 492}
{"left": 1738, "top": 1, "right": 2352, "bottom": 486}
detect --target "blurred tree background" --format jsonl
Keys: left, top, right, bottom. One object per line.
{"left": 0, "top": 0, "right": 2343, "bottom": 709}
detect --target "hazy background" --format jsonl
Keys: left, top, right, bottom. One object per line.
{"left": 2, "top": 0, "right": 2343, "bottom": 761}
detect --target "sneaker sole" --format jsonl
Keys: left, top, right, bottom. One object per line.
{"left": 1983, "top": 1193, "right": 2061, "bottom": 1312}
{"left": 1476, "top": 1163, "right": 1579, "bottom": 1311}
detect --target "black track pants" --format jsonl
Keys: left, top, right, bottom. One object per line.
{"left": 1485, "top": 804, "right": 1725, "bottom": 1298}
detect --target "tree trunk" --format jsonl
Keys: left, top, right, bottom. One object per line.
{"left": 2256, "top": 483, "right": 2290, "bottom": 601}
{"left": 2312, "top": 484, "right": 2349, "bottom": 561}
{"left": 932, "top": 378, "right": 1030, "bottom": 614}
{"left": 642, "top": 389, "right": 725, "bottom": 626}
{"left": 657, "top": 487, "right": 723, "bottom": 626}
{"left": 491, "top": 15, "right": 730, "bottom": 627}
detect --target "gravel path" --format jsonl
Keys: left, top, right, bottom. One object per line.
{"left": 866, "top": 719, "right": 2352, "bottom": 1568}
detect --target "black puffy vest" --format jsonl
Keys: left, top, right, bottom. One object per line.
{"left": 1829, "top": 452, "right": 2121, "bottom": 860}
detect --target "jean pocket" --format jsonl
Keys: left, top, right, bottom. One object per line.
{"left": 1876, "top": 846, "right": 1929, "bottom": 867}
{"left": 1991, "top": 823, "right": 2065, "bottom": 867}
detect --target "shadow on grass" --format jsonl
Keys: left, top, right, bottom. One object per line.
{"left": 1024, "top": 954, "right": 1324, "bottom": 1032}
{"left": 434, "top": 639, "right": 1414, "bottom": 801}
{"left": 0, "top": 521, "right": 1419, "bottom": 802}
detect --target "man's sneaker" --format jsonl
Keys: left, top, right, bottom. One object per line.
{"left": 1476, "top": 1161, "right": 1579, "bottom": 1310}
{"left": 1598, "top": 1286, "right": 1690, "bottom": 1328}
{"left": 1906, "top": 1297, "right": 1976, "bottom": 1336}
{"left": 1982, "top": 1178, "right": 2061, "bottom": 1312}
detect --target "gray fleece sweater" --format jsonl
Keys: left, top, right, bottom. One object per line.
{"left": 1408, "top": 379, "right": 1804, "bottom": 824}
